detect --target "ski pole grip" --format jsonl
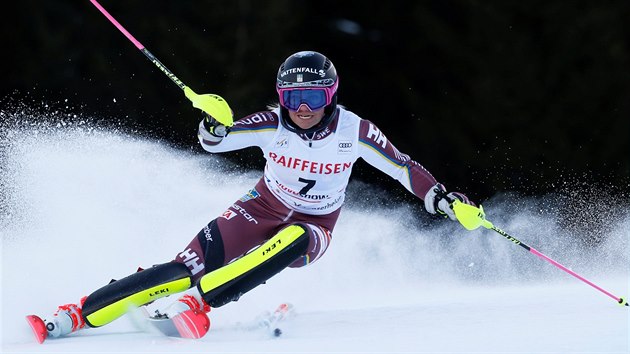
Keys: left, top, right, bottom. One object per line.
{"left": 452, "top": 200, "right": 493, "bottom": 231}
{"left": 184, "top": 87, "right": 234, "bottom": 127}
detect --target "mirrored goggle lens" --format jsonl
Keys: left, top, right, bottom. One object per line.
{"left": 281, "top": 89, "right": 328, "bottom": 111}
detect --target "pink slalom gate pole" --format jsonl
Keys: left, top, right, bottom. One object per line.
{"left": 488, "top": 223, "right": 628, "bottom": 307}
{"left": 89, "top": 0, "right": 186, "bottom": 90}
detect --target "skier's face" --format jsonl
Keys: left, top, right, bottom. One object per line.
{"left": 287, "top": 104, "right": 325, "bottom": 130}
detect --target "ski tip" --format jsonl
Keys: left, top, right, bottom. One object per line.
{"left": 25, "top": 315, "right": 48, "bottom": 344}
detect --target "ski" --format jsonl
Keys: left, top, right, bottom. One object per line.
{"left": 132, "top": 306, "right": 210, "bottom": 339}
{"left": 27, "top": 303, "right": 293, "bottom": 343}
{"left": 135, "top": 302, "right": 294, "bottom": 339}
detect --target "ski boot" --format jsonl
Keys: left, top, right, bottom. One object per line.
{"left": 165, "top": 293, "right": 211, "bottom": 317}
{"left": 26, "top": 296, "right": 87, "bottom": 343}
{"left": 149, "top": 293, "right": 211, "bottom": 339}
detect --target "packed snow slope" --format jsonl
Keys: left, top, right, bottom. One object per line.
{"left": 1, "top": 119, "right": 628, "bottom": 353}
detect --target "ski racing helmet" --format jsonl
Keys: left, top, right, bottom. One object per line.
{"left": 276, "top": 51, "right": 339, "bottom": 134}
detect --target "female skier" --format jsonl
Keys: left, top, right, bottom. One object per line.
{"left": 31, "top": 51, "right": 473, "bottom": 342}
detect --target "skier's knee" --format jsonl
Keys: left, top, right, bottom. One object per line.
{"left": 288, "top": 223, "right": 332, "bottom": 268}
{"left": 81, "top": 262, "right": 193, "bottom": 328}
{"left": 197, "top": 223, "right": 309, "bottom": 308}
{"left": 175, "top": 219, "right": 226, "bottom": 284}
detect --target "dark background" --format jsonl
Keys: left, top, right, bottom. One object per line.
{"left": 3, "top": 0, "right": 629, "bottom": 205}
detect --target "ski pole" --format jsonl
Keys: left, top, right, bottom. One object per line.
{"left": 88, "top": 0, "right": 233, "bottom": 127}
{"left": 452, "top": 200, "right": 628, "bottom": 307}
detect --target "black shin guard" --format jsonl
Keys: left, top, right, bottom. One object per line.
{"left": 82, "top": 262, "right": 193, "bottom": 327}
{"left": 198, "top": 224, "right": 309, "bottom": 307}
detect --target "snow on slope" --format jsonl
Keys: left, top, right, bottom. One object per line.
{"left": 1, "top": 121, "right": 628, "bottom": 353}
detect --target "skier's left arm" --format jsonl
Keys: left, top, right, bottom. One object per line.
{"left": 358, "top": 119, "right": 473, "bottom": 220}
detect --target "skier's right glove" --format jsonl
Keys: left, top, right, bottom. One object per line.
{"left": 199, "top": 112, "right": 230, "bottom": 143}
{"left": 424, "top": 183, "right": 473, "bottom": 221}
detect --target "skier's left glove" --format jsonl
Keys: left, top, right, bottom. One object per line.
{"left": 424, "top": 183, "right": 473, "bottom": 221}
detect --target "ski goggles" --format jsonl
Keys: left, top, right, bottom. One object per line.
{"left": 277, "top": 86, "right": 336, "bottom": 111}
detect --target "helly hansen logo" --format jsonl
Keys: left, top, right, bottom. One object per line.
{"left": 367, "top": 124, "right": 387, "bottom": 149}
{"left": 178, "top": 248, "right": 204, "bottom": 276}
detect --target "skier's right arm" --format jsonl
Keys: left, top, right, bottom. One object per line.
{"left": 198, "top": 110, "right": 279, "bottom": 153}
